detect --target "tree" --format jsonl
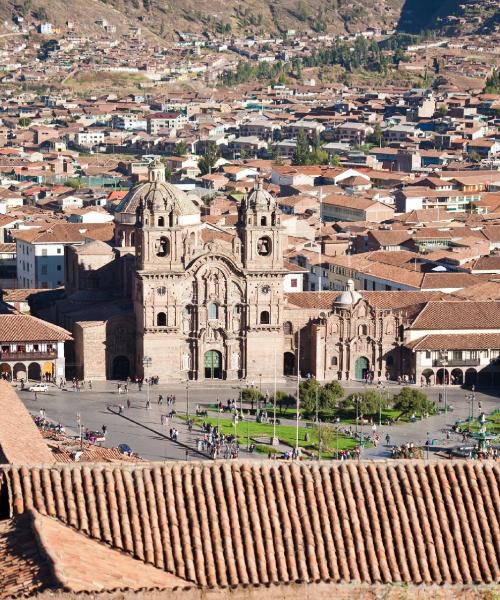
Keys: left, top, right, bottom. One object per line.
{"left": 299, "top": 378, "right": 344, "bottom": 415}
{"left": 484, "top": 69, "right": 500, "bottom": 94}
{"left": 18, "top": 117, "right": 32, "bottom": 128}
{"left": 366, "top": 123, "right": 384, "bottom": 147}
{"left": 392, "top": 387, "right": 435, "bottom": 417}
{"left": 292, "top": 129, "right": 310, "bottom": 165}
{"left": 198, "top": 143, "right": 220, "bottom": 175}
{"left": 343, "top": 391, "right": 386, "bottom": 417}
{"left": 241, "top": 388, "right": 264, "bottom": 407}
{"left": 173, "top": 141, "right": 188, "bottom": 156}
{"left": 469, "top": 150, "right": 482, "bottom": 163}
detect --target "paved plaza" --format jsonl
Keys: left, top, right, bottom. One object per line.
{"left": 17, "top": 378, "right": 499, "bottom": 462}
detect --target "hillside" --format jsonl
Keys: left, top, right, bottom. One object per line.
{"left": 1, "top": 0, "right": 498, "bottom": 38}
{"left": 1, "top": 0, "right": 404, "bottom": 38}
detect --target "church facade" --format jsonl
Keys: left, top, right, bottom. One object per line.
{"left": 129, "top": 161, "right": 287, "bottom": 382}
{"left": 54, "top": 162, "right": 500, "bottom": 387}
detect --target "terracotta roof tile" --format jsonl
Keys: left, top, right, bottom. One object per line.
{"left": 0, "top": 381, "right": 55, "bottom": 465}
{"left": 1, "top": 461, "right": 498, "bottom": 588}
{"left": 407, "top": 333, "right": 500, "bottom": 350}
{"left": 0, "top": 314, "right": 72, "bottom": 342}
{"left": 410, "top": 301, "right": 500, "bottom": 330}
{"left": 0, "top": 510, "right": 188, "bottom": 598}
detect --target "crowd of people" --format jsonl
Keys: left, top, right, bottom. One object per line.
{"left": 196, "top": 422, "right": 239, "bottom": 459}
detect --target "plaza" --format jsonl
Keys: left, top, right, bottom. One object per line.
{"left": 18, "top": 378, "right": 499, "bottom": 462}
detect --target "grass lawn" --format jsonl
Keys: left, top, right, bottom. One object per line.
{"left": 181, "top": 414, "right": 360, "bottom": 456}
{"left": 457, "top": 412, "right": 500, "bottom": 437}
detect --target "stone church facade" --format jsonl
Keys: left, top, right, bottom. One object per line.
{"left": 54, "top": 161, "right": 500, "bottom": 386}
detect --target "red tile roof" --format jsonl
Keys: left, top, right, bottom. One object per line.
{"left": 0, "top": 381, "right": 55, "bottom": 465}
{"left": 410, "top": 301, "right": 500, "bottom": 330}
{"left": 0, "top": 314, "right": 72, "bottom": 342}
{"left": 0, "top": 510, "right": 188, "bottom": 597}
{"left": 407, "top": 333, "right": 500, "bottom": 350}
{"left": 1, "top": 461, "right": 498, "bottom": 587}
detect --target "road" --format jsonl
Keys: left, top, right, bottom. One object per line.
{"left": 18, "top": 379, "right": 499, "bottom": 462}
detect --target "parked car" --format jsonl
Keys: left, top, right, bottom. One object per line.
{"left": 29, "top": 384, "right": 48, "bottom": 392}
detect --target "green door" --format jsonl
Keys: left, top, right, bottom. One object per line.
{"left": 204, "top": 350, "right": 222, "bottom": 379}
{"left": 355, "top": 356, "right": 369, "bottom": 380}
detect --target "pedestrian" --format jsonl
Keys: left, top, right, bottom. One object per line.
{"left": 385, "top": 434, "right": 391, "bottom": 446}
{"left": 88, "top": 380, "right": 92, "bottom": 390}
{"left": 34, "top": 391, "right": 38, "bottom": 402}
{"left": 102, "top": 425, "right": 107, "bottom": 436}
{"left": 146, "top": 399, "right": 151, "bottom": 410}
{"left": 158, "top": 394, "right": 163, "bottom": 405}
{"left": 127, "top": 397, "right": 131, "bottom": 409}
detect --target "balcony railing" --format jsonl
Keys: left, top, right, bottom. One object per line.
{"left": 432, "top": 358, "right": 480, "bottom": 367}
{"left": 0, "top": 351, "right": 57, "bottom": 362}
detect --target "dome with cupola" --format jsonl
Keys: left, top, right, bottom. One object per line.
{"left": 114, "top": 159, "right": 200, "bottom": 226}
{"left": 334, "top": 279, "right": 362, "bottom": 306}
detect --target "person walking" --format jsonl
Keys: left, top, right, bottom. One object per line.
{"left": 127, "top": 397, "right": 131, "bottom": 409}
{"left": 158, "top": 394, "right": 163, "bottom": 405}
{"left": 385, "top": 434, "right": 391, "bottom": 446}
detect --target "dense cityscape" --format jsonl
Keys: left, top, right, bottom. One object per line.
{"left": 0, "top": 1, "right": 498, "bottom": 598}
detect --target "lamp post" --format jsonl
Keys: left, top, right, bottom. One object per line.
{"left": 142, "top": 356, "right": 152, "bottom": 408}
{"left": 185, "top": 379, "right": 190, "bottom": 417}
{"left": 76, "top": 412, "right": 83, "bottom": 450}
{"left": 441, "top": 355, "right": 448, "bottom": 415}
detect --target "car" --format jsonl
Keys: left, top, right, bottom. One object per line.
{"left": 28, "top": 384, "right": 48, "bottom": 393}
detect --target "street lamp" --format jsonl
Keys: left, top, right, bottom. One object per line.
{"left": 441, "top": 355, "right": 448, "bottom": 415}
{"left": 142, "top": 356, "right": 152, "bottom": 408}
{"left": 76, "top": 412, "right": 83, "bottom": 450}
{"left": 185, "top": 379, "right": 190, "bottom": 417}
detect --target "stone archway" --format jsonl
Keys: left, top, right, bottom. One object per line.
{"left": 204, "top": 350, "right": 223, "bottom": 379}
{"left": 450, "top": 368, "right": 463, "bottom": 386}
{"left": 0, "top": 363, "right": 11, "bottom": 380}
{"left": 436, "top": 368, "right": 449, "bottom": 385}
{"left": 464, "top": 368, "right": 477, "bottom": 388}
{"left": 112, "top": 356, "right": 130, "bottom": 380}
{"left": 422, "top": 368, "right": 434, "bottom": 385}
{"left": 28, "top": 362, "right": 41, "bottom": 381}
{"left": 13, "top": 363, "right": 26, "bottom": 381}
{"left": 354, "top": 356, "right": 369, "bottom": 381}
{"left": 284, "top": 352, "right": 295, "bottom": 376}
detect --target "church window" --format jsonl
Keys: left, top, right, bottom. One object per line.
{"left": 359, "top": 324, "right": 368, "bottom": 336}
{"left": 331, "top": 356, "right": 338, "bottom": 366}
{"left": 130, "top": 232, "right": 135, "bottom": 246}
{"left": 208, "top": 303, "right": 218, "bottom": 320}
{"left": 290, "top": 278, "right": 298, "bottom": 288}
{"left": 158, "top": 216, "right": 165, "bottom": 227}
{"left": 233, "top": 304, "right": 242, "bottom": 315}
{"left": 260, "top": 216, "right": 267, "bottom": 226}
{"left": 386, "top": 356, "right": 394, "bottom": 367}
{"left": 257, "top": 236, "right": 272, "bottom": 256}
{"left": 283, "top": 321, "right": 293, "bottom": 335}
{"left": 157, "top": 286, "right": 166, "bottom": 296}
{"left": 169, "top": 211, "right": 174, "bottom": 227}
{"left": 157, "top": 236, "right": 169, "bottom": 257}
{"left": 260, "top": 310, "right": 270, "bottom": 325}
{"left": 157, "top": 312, "right": 167, "bottom": 326}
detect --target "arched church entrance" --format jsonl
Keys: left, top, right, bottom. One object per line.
{"left": 284, "top": 352, "right": 295, "bottom": 376}
{"left": 354, "top": 356, "right": 369, "bottom": 381}
{"left": 112, "top": 356, "right": 130, "bottom": 380}
{"left": 204, "top": 350, "right": 222, "bottom": 379}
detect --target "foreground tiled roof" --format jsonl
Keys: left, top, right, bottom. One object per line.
{"left": 0, "top": 314, "right": 72, "bottom": 342}
{"left": 0, "top": 461, "right": 498, "bottom": 587}
{"left": 0, "top": 381, "right": 55, "bottom": 465}
{"left": 0, "top": 510, "right": 188, "bottom": 598}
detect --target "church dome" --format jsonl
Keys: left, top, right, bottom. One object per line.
{"left": 335, "top": 279, "right": 362, "bottom": 306}
{"left": 114, "top": 160, "right": 200, "bottom": 223}
{"left": 247, "top": 181, "right": 277, "bottom": 211}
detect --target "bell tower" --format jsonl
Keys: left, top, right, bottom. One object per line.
{"left": 238, "top": 182, "right": 286, "bottom": 381}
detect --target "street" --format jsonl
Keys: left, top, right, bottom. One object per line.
{"left": 17, "top": 379, "right": 499, "bottom": 462}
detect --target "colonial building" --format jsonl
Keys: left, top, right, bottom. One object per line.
{"left": 0, "top": 314, "right": 71, "bottom": 381}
